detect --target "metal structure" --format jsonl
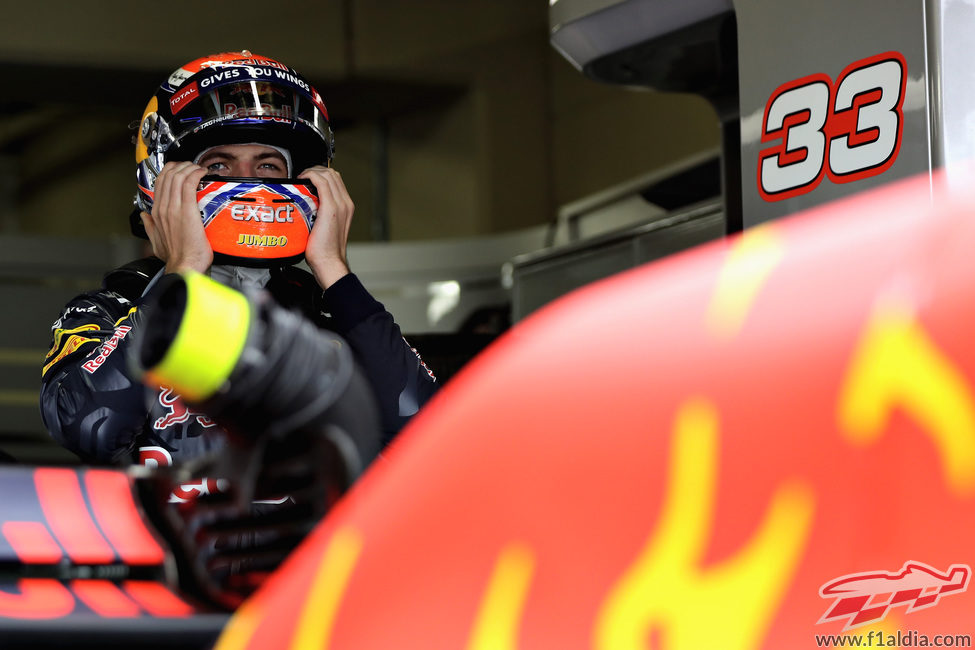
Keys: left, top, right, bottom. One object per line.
{"left": 550, "top": 0, "right": 975, "bottom": 229}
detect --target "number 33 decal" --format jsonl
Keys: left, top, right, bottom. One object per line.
{"left": 758, "top": 51, "right": 906, "bottom": 202}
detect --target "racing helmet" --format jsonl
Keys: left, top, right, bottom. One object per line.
{"left": 133, "top": 51, "right": 334, "bottom": 265}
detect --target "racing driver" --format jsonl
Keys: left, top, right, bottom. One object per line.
{"left": 39, "top": 51, "right": 438, "bottom": 473}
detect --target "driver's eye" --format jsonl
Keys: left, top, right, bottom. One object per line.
{"left": 256, "top": 162, "right": 286, "bottom": 177}
{"left": 206, "top": 161, "right": 229, "bottom": 173}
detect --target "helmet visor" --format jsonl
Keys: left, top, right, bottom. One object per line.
{"left": 167, "top": 74, "right": 332, "bottom": 155}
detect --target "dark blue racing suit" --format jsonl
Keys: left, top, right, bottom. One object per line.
{"left": 39, "top": 258, "right": 437, "bottom": 488}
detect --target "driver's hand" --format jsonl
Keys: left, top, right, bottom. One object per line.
{"left": 299, "top": 166, "right": 353, "bottom": 289}
{"left": 142, "top": 161, "right": 213, "bottom": 274}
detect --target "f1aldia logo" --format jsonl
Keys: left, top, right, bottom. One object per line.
{"left": 818, "top": 561, "right": 970, "bottom": 630}
{"left": 758, "top": 51, "right": 907, "bottom": 202}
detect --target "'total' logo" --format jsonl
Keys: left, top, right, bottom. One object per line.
{"left": 818, "top": 561, "right": 970, "bottom": 630}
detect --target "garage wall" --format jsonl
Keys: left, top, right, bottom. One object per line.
{"left": 0, "top": 0, "right": 720, "bottom": 242}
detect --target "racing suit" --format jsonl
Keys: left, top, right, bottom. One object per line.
{"left": 39, "top": 257, "right": 438, "bottom": 478}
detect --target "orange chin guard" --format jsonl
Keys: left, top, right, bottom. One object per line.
{"left": 197, "top": 176, "right": 319, "bottom": 267}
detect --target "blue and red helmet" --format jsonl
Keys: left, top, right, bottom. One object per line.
{"left": 134, "top": 50, "right": 334, "bottom": 216}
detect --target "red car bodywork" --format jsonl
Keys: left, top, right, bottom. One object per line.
{"left": 217, "top": 171, "right": 975, "bottom": 649}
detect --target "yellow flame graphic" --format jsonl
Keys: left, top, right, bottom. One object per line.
{"left": 214, "top": 526, "right": 363, "bottom": 650}
{"left": 290, "top": 527, "right": 364, "bottom": 650}
{"left": 707, "top": 226, "right": 784, "bottom": 340}
{"left": 595, "top": 398, "right": 815, "bottom": 650}
{"left": 467, "top": 543, "right": 536, "bottom": 650}
{"left": 213, "top": 593, "right": 267, "bottom": 650}
{"left": 839, "top": 297, "right": 975, "bottom": 495}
